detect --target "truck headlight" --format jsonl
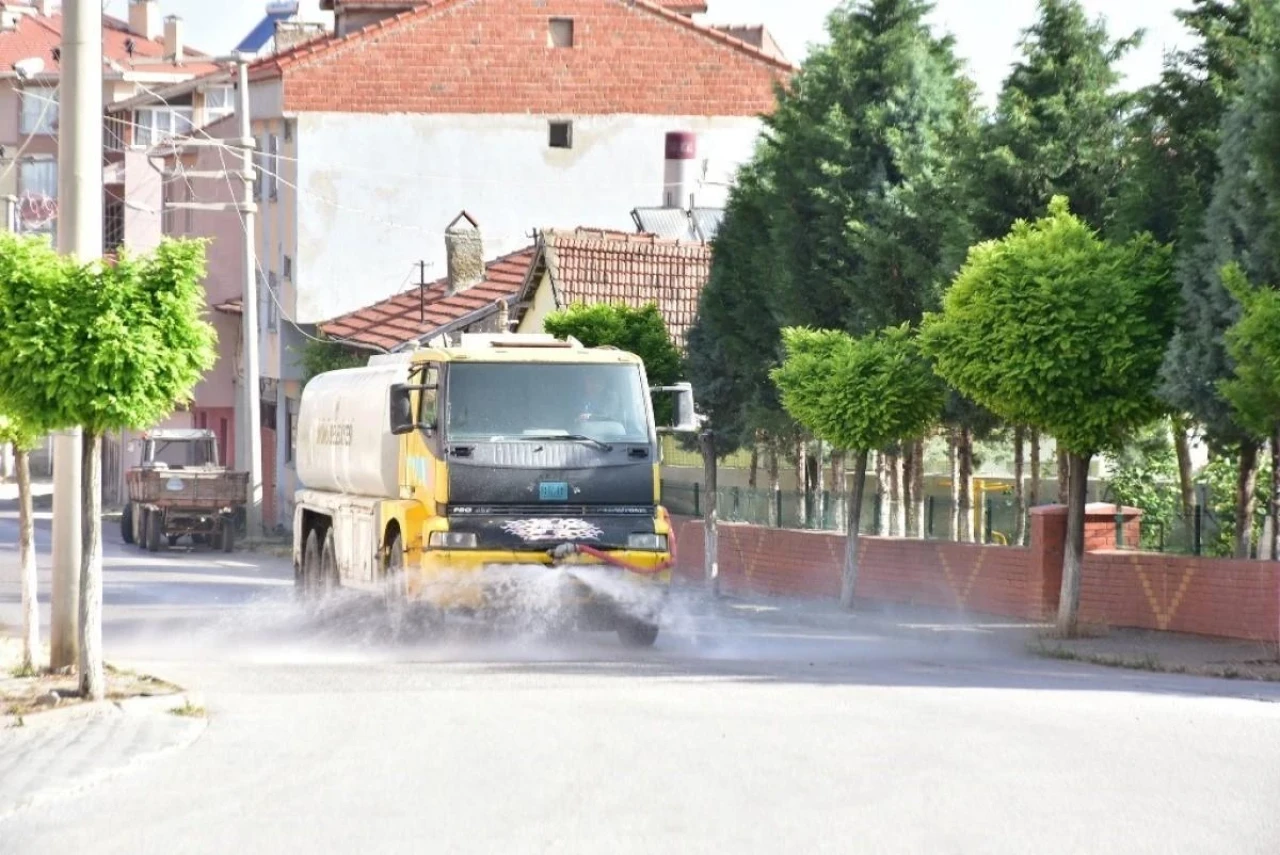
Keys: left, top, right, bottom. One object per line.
{"left": 429, "top": 531, "right": 477, "bottom": 549}
{"left": 627, "top": 533, "right": 667, "bottom": 551}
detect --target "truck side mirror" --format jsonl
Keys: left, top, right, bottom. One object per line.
{"left": 650, "top": 382, "right": 699, "bottom": 433}
{"left": 389, "top": 384, "right": 414, "bottom": 435}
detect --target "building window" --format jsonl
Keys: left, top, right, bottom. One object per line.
{"left": 549, "top": 121, "right": 573, "bottom": 149}
{"left": 548, "top": 18, "right": 574, "bottom": 48}
{"left": 19, "top": 85, "right": 58, "bottom": 135}
{"left": 18, "top": 158, "right": 57, "bottom": 198}
{"left": 134, "top": 107, "right": 194, "bottom": 147}
{"left": 283, "top": 255, "right": 293, "bottom": 280}
{"left": 104, "top": 196, "right": 125, "bottom": 252}
{"left": 203, "top": 85, "right": 234, "bottom": 122}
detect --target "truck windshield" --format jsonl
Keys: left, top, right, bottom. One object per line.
{"left": 147, "top": 440, "right": 216, "bottom": 468}
{"left": 446, "top": 362, "right": 650, "bottom": 443}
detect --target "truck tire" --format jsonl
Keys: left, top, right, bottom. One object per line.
{"left": 121, "top": 503, "right": 134, "bottom": 545}
{"left": 616, "top": 618, "right": 659, "bottom": 649}
{"left": 383, "top": 531, "right": 408, "bottom": 639}
{"left": 146, "top": 509, "right": 163, "bottom": 553}
{"left": 320, "top": 528, "right": 338, "bottom": 591}
{"left": 298, "top": 529, "right": 321, "bottom": 600}
{"left": 220, "top": 518, "right": 235, "bottom": 553}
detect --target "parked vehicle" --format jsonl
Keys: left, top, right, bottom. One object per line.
{"left": 122, "top": 428, "right": 248, "bottom": 553}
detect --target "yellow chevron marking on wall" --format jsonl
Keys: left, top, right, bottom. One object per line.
{"left": 1132, "top": 555, "right": 1198, "bottom": 630}
{"left": 937, "top": 544, "right": 986, "bottom": 609}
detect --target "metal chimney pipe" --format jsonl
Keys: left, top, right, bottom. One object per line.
{"left": 663, "top": 131, "right": 697, "bottom": 209}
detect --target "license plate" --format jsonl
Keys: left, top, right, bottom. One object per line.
{"left": 538, "top": 481, "right": 569, "bottom": 501}
{"left": 165, "top": 478, "right": 185, "bottom": 492}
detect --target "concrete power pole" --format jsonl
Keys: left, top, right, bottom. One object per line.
{"left": 162, "top": 57, "right": 262, "bottom": 539}
{"left": 50, "top": 0, "right": 103, "bottom": 670}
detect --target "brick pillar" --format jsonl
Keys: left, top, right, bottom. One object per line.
{"left": 1030, "top": 506, "right": 1067, "bottom": 619}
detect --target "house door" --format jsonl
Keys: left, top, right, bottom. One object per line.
{"left": 261, "top": 426, "right": 277, "bottom": 532}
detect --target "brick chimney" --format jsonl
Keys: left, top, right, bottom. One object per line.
{"left": 164, "top": 14, "right": 184, "bottom": 63}
{"left": 445, "top": 211, "right": 483, "bottom": 295}
{"left": 274, "top": 20, "right": 327, "bottom": 53}
{"left": 129, "top": 0, "right": 161, "bottom": 40}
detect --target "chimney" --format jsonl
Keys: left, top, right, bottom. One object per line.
{"left": 445, "top": 212, "right": 484, "bottom": 295}
{"left": 164, "top": 15, "right": 184, "bottom": 63}
{"left": 274, "top": 20, "right": 326, "bottom": 54}
{"left": 129, "top": 0, "right": 161, "bottom": 41}
{"left": 663, "top": 131, "right": 697, "bottom": 208}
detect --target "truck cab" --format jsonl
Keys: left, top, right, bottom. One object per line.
{"left": 292, "top": 334, "right": 698, "bottom": 646}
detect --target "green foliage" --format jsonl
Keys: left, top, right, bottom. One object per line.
{"left": 763, "top": 0, "right": 978, "bottom": 333}
{"left": 973, "top": 0, "right": 1140, "bottom": 238}
{"left": 770, "top": 324, "right": 943, "bottom": 453}
{"left": 1103, "top": 420, "right": 1180, "bottom": 543}
{"left": 1196, "top": 452, "right": 1272, "bottom": 557}
{"left": 298, "top": 336, "right": 367, "bottom": 384}
{"left": 0, "top": 234, "right": 217, "bottom": 435}
{"left": 0, "top": 412, "right": 40, "bottom": 452}
{"left": 544, "top": 302, "right": 682, "bottom": 424}
{"left": 1218, "top": 263, "right": 1280, "bottom": 438}
{"left": 921, "top": 196, "right": 1178, "bottom": 456}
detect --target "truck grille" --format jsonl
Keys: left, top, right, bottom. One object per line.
{"left": 446, "top": 504, "right": 655, "bottom": 517}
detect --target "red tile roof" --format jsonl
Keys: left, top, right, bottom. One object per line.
{"left": 542, "top": 228, "right": 711, "bottom": 350}
{"left": 0, "top": 7, "right": 218, "bottom": 78}
{"left": 318, "top": 246, "right": 537, "bottom": 351}
{"left": 250, "top": 0, "right": 793, "bottom": 98}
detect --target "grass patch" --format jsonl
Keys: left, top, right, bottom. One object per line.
{"left": 8, "top": 663, "right": 37, "bottom": 679}
{"left": 1030, "top": 641, "right": 1280, "bottom": 682}
{"left": 168, "top": 700, "right": 206, "bottom": 718}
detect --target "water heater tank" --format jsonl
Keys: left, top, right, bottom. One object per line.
{"left": 663, "top": 131, "right": 697, "bottom": 208}
{"left": 295, "top": 361, "right": 408, "bottom": 497}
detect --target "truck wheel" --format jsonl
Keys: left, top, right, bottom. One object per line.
{"left": 298, "top": 529, "right": 321, "bottom": 600}
{"left": 168, "top": 535, "right": 180, "bottom": 548}
{"left": 616, "top": 618, "right": 659, "bottom": 649}
{"left": 320, "top": 528, "right": 338, "bottom": 592}
{"left": 146, "top": 510, "right": 163, "bottom": 553}
{"left": 220, "top": 518, "right": 235, "bottom": 553}
{"left": 383, "top": 532, "right": 409, "bottom": 639}
{"left": 121, "top": 503, "right": 134, "bottom": 545}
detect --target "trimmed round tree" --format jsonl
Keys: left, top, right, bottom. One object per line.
{"left": 0, "top": 237, "right": 217, "bottom": 699}
{"left": 771, "top": 324, "right": 943, "bottom": 609}
{"left": 921, "top": 196, "right": 1176, "bottom": 635}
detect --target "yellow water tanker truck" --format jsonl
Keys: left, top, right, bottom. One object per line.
{"left": 291, "top": 332, "right": 700, "bottom": 646}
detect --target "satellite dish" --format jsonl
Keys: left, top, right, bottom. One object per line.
{"left": 12, "top": 57, "right": 45, "bottom": 80}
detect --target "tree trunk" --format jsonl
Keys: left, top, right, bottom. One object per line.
{"left": 949, "top": 429, "right": 961, "bottom": 541}
{"left": 841, "top": 450, "right": 870, "bottom": 610}
{"left": 795, "top": 436, "right": 807, "bottom": 522}
{"left": 17, "top": 448, "right": 38, "bottom": 674}
{"left": 830, "top": 450, "right": 847, "bottom": 534}
{"left": 1172, "top": 416, "right": 1195, "bottom": 519}
{"left": 78, "top": 431, "right": 105, "bottom": 700}
{"left": 1057, "top": 449, "right": 1070, "bottom": 505}
{"left": 889, "top": 451, "right": 903, "bottom": 537}
{"left": 767, "top": 445, "right": 780, "bottom": 527}
{"left": 701, "top": 433, "right": 719, "bottom": 596}
{"left": 1057, "top": 451, "right": 1092, "bottom": 637}
{"left": 876, "top": 451, "right": 890, "bottom": 536}
{"left": 1014, "top": 426, "right": 1027, "bottom": 546}
{"left": 815, "top": 439, "right": 826, "bottom": 528}
{"left": 901, "top": 444, "right": 915, "bottom": 536}
{"left": 912, "top": 438, "right": 926, "bottom": 539}
{"left": 958, "top": 428, "right": 974, "bottom": 543}
{"left": 1029, "top": 429, "right": 1041, "bottom": 508}
{"left": 1235, "top": 440, "right": 1260, "bottom": 560}
{"left": 748, "top": 443, "right": 759, "bottom": 490}
{"left": 1270, "top": 423, "right": 1280, "bottom": 563}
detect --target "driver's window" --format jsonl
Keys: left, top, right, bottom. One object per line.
{"left": 416, "top": 365, "right": 439, "bottom": 428}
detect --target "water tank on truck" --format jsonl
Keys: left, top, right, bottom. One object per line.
{"left": 295, "top": 361, "right": 406, "bottom": 498}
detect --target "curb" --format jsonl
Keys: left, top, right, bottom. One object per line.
{"left": 1, "top": 691, "right": 205, "bottom": 730}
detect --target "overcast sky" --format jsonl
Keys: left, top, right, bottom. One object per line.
{"left": 106, "top": 0, "right": 1192, "bottom": 105}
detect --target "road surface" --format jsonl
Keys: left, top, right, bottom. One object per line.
{"left": 1, "top": 496, "right": 1278, "bottom": 854}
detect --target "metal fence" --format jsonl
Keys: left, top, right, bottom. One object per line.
{"left": 661, "top": 480, "right": 1040, "bottom": 545}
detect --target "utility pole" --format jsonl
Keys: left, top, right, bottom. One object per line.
{"left": 50, "top": 0, "right": 103, "bottom": 670}
{"left": 3, "top": 194, "right": 16, "bottom": 232}
{"left": 158, "top": 55, "right": 262, "bottom": 540}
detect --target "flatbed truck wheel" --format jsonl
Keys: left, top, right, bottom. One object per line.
{"left": 121, "top": 503, "right": 134, "bottom": 545}
{"left": 145, "top": 509, "right": 163, "bottom": 553}
{"left": 616, "top": 617, "right": 659, "bottom": 648}
{"left": 220, "top": 517, "right": 235, "bottom": 553}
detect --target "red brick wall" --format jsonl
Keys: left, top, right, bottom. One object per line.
{"left": 277, "top": 0, "right": 791, "bottom": 114}
{"left": 1080, "top": 552, "right": 1280, "bottom": 642}
{"left": 673, "top": 518, "right": 1047, "bottom": 619}
{"left": 673, "top": 508, "right": 1280, "bottom": 642}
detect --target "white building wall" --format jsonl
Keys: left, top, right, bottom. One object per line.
{"left": 293, "top": 112, "right": 764, "bottom": 323}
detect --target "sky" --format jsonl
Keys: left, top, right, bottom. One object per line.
{"left": 105, "top": 0, "right": 1193, "bottom": 105}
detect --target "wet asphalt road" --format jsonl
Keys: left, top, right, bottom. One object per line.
{"left": 1, "top": 501, "right": 1278, "bottom": 854}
